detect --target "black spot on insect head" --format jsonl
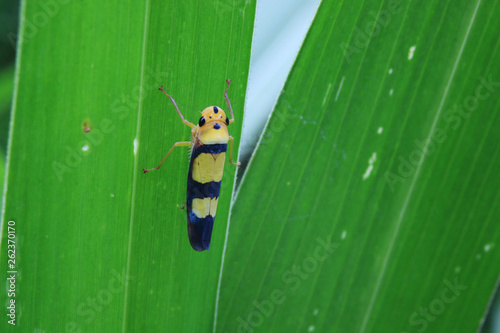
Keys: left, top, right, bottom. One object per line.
{"left": 213, "top": 123, "right": 221, "bottom": 130}
{"left": 213, "top": 106, "right": 219, "bottom": 113}
{"left": 199, "top": 116, "right": 206, "bottom": 126}
{"left": 225, "top": 117, "right": 229, "bottom": 125}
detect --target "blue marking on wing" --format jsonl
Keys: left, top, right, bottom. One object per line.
{"left": 191, "top": 143, "right": 227, "bottom": 160}
{"left": 187, "top": 212, "right": 214, "bottom": 251}
{"left": 186, "top": 179, "right": 221, "bottom": 200}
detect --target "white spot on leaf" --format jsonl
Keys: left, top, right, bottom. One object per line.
{"left": 133, "top": 138, "right": 138, "bottom": 155}
{"left": 362, "top": 152, "right": 377, "bottom": 180}
{"left": 81, "top": 145, "right": 89, "bottom": 152}
{"left": 408, "top": 45, "right": 416, "bottom": 60}
{"left": 377, "top": 127, "right": 383, "bottom": 134}
{"left": 322, "top": 83, "right": 332, "bottom": 107}
{"left": 335, "top": 76, "right": 345, "bottom": 102}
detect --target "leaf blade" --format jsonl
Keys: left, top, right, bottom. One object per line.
{"left": 217, "top": 0, "right": 500, "bottom": 332}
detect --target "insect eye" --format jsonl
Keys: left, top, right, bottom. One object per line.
{"left": 199, "top": 117, "right": 206, "bottom": 126}
{"left": 225, "top": 117, "right": 229, "bottom": 125}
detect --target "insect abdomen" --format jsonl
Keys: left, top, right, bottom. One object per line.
{"left": 186, "top": 143, "right": 227, "bottom": 251}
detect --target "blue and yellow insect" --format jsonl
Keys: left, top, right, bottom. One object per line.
{"left": 143, "top": 80, "right": 240, "bottom": 252}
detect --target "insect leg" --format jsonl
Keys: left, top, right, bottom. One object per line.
{"left": 228, "top": 136, "right": 241, "bottom": 167}
{"left": 224, "top": 79, "right": 235, "bottom": 124}
{"left": 179, "top": 200, "right": 187, "bottom": 210}
{"left": 159, "top": 86, "right": 196, "bottom": 128}
{"left": 143, "top": 141, "right": 191, "bottom": 173}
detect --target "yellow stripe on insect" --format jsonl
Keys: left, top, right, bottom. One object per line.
{"left": 191, "top": 152, "right": 226, "bottom": 183}
{"left": 192, "top": 197, "right": 219, "bottom": 218}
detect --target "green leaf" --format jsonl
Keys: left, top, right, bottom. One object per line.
{"left": 0, "top": 0, "right": 254, "bottom": 331}
{"left": 217, "top": 0, "right": 500, "bottom": 332}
